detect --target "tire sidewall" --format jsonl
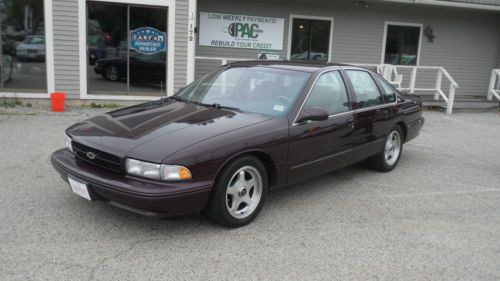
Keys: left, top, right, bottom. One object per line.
{"left": 382, "top": 126, "right": 404, "bottom": 171}
{"left": 209, "top": 156, "right": 268, "bottom": 227}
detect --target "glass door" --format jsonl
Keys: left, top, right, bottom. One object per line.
{"left": 87, "top": 1, "right": 168, "bottom": 96}
{"left": 290, "top": 18, "right": 331, "bottom": 62}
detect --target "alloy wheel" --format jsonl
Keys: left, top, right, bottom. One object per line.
{"left": 225, "top": 166, "right": 263, "bottom": 219}
{"left": 106, "top": 66, "right": 120, "bottom": 81}
{"left": 384, "top": 130, "right": 401, "bottom": 166}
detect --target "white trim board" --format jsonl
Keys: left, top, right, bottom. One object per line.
{"left": 79, "top": 0, "right": 176, "bottom": 100}
{"left": 380, "top": 21, "right": 424, "bottom": 66}
{"left": 286, "top": 14, "right": 335, "bottom": 63}
{"left": 45, "top": 0, "right": 55, "bottom": 94}
{"left": 186, "top": 0, "right": 197, "bottom": 84}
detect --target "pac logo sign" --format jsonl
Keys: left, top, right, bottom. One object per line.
{"left": 227, "top": 23, "right": 263, "bottom": 39}
{"left": 130, "top": 27, "right": 166, "bottom": 55}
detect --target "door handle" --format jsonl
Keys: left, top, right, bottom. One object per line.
{"left": 347, "top": 118, "right": 355, "bottom": 129}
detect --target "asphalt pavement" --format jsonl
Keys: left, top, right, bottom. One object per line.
{"left": 0, "top": 109, "right": 499, "bottom": 281}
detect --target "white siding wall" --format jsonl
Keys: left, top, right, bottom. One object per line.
{"left": 174, "top": 0, "right": 189, "bottom": 92}
{"left": 196, "top": 0, "right": 500, "bottom": 96}
{"left": 53, "top": 0, "right": 80, "bottom": 98}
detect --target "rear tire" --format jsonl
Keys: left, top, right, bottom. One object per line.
{"left": 367, "top": 126, "right": 403, "bottom": 172}
{"left": 205, "top": 156, "right": 268, "bottom": 228}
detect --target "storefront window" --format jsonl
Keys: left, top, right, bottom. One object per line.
{"left": 0, "top": 0, "right": 47, "bottom": 92}
{"left": 384, "top": 24, "right": 421, "bottom": 66}
{"left": 290, "top": 18, "right": 331, "bottom": 62}
{"left": 87, "top": 1, "right": 168, "bottom": 96}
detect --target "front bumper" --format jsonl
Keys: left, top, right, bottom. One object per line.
{"left": 51, "top": 149, "right": 212, "bottom": 217}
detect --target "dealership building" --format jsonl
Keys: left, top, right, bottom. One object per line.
{"left": 1, "top": 0, "right": 499, "bottom": 110}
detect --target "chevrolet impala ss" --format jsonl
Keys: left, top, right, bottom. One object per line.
{"left": 51, "top": 61, "right": 424, "bottom": 227}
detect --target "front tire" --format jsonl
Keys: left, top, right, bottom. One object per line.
{"left": 205, "top": 156, "right": 268, "bottom": 227}
{"left": 104, "top": 66, "right": 120, "bottom": 81}
{"left": 367, "top": 126, "right": 403, "bottom": 172}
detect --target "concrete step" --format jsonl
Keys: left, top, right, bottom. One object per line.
{"left": 411, "top": 92, "right": 499, "bottom": 112}
{"left": 422, "top": 100, "right": 499, "bottom": 112}
{"left": 417, "top": 94, "right": 489, "bottom": 101}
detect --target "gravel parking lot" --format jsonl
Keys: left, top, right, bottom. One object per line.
{"left": 1, "top": 108, "right": 499, "bottom": 281}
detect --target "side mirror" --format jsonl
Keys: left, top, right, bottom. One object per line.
{"left": 296, "top": 107, "right": 329, "bottom": 124}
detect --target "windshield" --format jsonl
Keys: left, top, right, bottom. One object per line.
{"left": 176, "top": 66, "right": 311, "bottom": 116}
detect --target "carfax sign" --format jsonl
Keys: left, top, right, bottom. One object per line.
{"left": 130, "top": 27, "right": 166, "bottom": 55}
{"left": 199, "top": 12, "right": 284, "bottom": 50}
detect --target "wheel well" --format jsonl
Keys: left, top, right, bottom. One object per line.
{"left": 395, "top": 122, "right": 407, "bottom": 141}
{"left": 220, "top": 151, "right": 278, "bottom": 189}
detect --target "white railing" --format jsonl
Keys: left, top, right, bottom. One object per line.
{"left": 349, "top": 64, "right": 459, "bottom": 114}
{"left": 487, "top": 69, "right": 500, "bottom": 101}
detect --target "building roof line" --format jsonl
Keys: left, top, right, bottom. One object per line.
{"left": 383, "top": 0, "right": 500, "bottom": 11}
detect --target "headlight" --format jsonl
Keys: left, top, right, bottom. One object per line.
{"left": 125, "top": 159, "right": 192, "bottom": 181}
{"left": 65, "top": 135, "right": 73, "bottom": 153}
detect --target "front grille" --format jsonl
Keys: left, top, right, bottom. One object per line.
{"left": 72, "top": 142, "right": 123, "bottom": 173}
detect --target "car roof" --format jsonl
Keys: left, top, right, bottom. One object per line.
{"left": 226, "top": 60, "right": 361, "bottom": 73}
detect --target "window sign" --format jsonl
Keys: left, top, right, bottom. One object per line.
{"left": 130, "top": 27, "right": 166, "bottom": 55}
{"left": 258, "top": 50, "right": 280, "bottom": 60}
{"left": 199, "top": 12, "right": 284, "bottom": 50}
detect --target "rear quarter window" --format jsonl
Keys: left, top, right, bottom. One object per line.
{"left": 374, "top": 76, "right": 397, "bottom": 103}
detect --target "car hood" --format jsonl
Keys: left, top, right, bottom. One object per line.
{"left": 67, "top": 100, "right": 271, "bottom": 163}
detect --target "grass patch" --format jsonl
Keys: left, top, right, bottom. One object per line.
{"left": 82, "top": 102, "right": 123, "bottom": 109}
{"left": 2, "top": 96, "right": 21, "bottom": 108}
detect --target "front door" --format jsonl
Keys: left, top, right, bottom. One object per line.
{"left": 288, "top": 70, "right": 355, "bottom": 184}
{"left": 290, "top": 17, "right": 332, "bottom": 62}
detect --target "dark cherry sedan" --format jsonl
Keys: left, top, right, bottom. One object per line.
{"left": 51, "top": 61, "right": 424, "bottom": 227}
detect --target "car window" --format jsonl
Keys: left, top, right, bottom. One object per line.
{"left": 346, "top": 70, "right": 383, "bottom": 108}
{"left": 25, "top": 36, "right": 45, "bottom": 44}
{"left": 303, "top": 71, "right": 349, "bottom": 115}
{"left": 177, "top": 66, "right": 311, "bottom": 117}
{"left": 374, "top": 76, "right": 397, "bottom": 103}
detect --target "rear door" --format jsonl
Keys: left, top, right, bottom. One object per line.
{"left": 344, "top": 69, "right": 394, "bottom": 162}
{"left": 288, "top": 70, "right": 355, "bottom": 184}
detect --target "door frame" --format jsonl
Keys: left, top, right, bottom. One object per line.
{"left": 380, "top": 21, "right": 423, "bottom": 66}
{"left": 286, "top": 14, "right": 334, "bottom": 63}
{"left": 79, "top": 0, "right": 176, "bottom": 100}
